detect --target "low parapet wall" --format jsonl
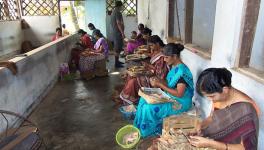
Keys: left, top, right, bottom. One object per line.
{"left": 0, "top": 34, "right": 77, "bottom": 131}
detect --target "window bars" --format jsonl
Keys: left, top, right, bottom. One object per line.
{"left": 20, "top": 0, "right": 59, "bottom": 16}
{"left": 106, "top": 0, "right": 137, "bottom": 16}
{"left": 0, "top": 0, "right": 20, "bottom": 21}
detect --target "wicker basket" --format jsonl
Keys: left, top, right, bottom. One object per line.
{"left": 94, "top": 59, "right": 108, "bottom": 77}
{"left": 163, "top": 114, "right": 201, "bottom": 135}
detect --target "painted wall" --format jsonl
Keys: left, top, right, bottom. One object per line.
{"left": 192, "top": 0, "right": 217, "bottom": 50}
{"left": 85, "top": 0, "right": 107, "bottom": 37}
{"left": 22, "top": 16, "right": 60, "bottom": 47}
{"left": 106, "top": 15, "right": 138, "bottom": 41}
{"left": 250, "top": 0, "right": 264, "bottom": 71}
{"left": 138, "top": 0, "right": 216, "bottom": 48}
{"left": 0, "top": 21, "right": 23, "bottom": 60}
{"left": 138, "top": 0, "right": 264, "bottom": 149}
{"left": 85, "top": 0, "right": 138, "bottom": 41}
{"left": 138, "top": 0, "right": 167, "bottom": 39}
{"left": 0, "top": 34, "right": 78, "bottom": 132}
{"left": 123, "top": 16, "right": 138, "bottom": 39}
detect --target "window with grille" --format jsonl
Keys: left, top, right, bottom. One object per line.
{"left": 0, "top": 0, "right": 20, "bottom": 21}
{"left": 20, "top": 0, "right": 59, "bottom": 16}
{"left": 106, "top": 0, "right": 137, "bottom": 16}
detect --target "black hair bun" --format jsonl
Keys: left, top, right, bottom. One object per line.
{"left": 219, "top": 68, "right": 232, "bottom": 85}
{"left": 176, "top": 43, "right": 184, "bottom": 52}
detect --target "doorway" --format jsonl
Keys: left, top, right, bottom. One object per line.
{"left": 59, "top": 0, "right": 85, "bottom": 33}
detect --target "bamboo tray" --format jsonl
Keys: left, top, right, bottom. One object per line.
{"left": 126, "top": 66, "right": 153, "bottom": 77}
{"left": 158, "top": 114, "right": 213, "bottom": 150}
{"left": 163, "top": 114, "right": 201, "bottom": 134}
{"left": 125, "top": 54, "right": 148, "bottom": 61}
{"left": 135, "top": 48, "right": 149, "bottom": 54}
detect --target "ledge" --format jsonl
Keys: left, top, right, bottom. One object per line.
{"left": 233, "top": 67, "right": 264, "bottom": 84}
{"left": 184, "top": 44, "right": 211, "bottom": 60}
{"left": 0, "top": 34, "right": 76, "bottom": 71}
{"left": 165, "top": 37, "right": 211, "bottom": 60}
{"left": 21, "top": 34, "right": 73, "bottom": 61}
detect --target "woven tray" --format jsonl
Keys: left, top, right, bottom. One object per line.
{"left": 158, "top": 121, "right": 213, "bottom": 150}
{"left": 163, "top": 114, "right": 201, "bottom": 135}
{"left": 125, "top": 54, "right": 148, "bottom": 61}
{"left": 80, "top": 51, "right": 100, "bottom": 57}
{"left": 126, "top": 66, "right": 153, "bottom": 77}
{"left": 135, "top": 48, "right": 149, "bottom": 54}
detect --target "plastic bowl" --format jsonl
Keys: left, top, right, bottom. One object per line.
{"left": 116, "top": 125, "right": 141, "bottom": 149}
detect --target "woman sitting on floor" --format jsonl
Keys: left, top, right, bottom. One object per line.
{"left": 139, "top": 27, "right": 152, "bottom": 50}
{"left": 93, "top": 30, "right": 109, "bottom": 59}
{"left": 78, "top": 30, "right": 108, "bottom": 80}
{"left": 125, "top": 23, "right": 146, "bottom": 54}
{"left": 134, "top": 43, "right": 194, "bottom": 138}
{"left": 77, "top": 29, "right": 93, "bottom": 49}
{"left": 189, "top": 68, "right": 259, "bottom": 150}
{"left": 120, "top": 35, "right": 168, "bottom": 104}
{"left": 69, "top": 29, "right": 94, "bottom": 71}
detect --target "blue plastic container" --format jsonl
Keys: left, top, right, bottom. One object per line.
{"left": 119, "top": 105, "right": 136, "bottom": 120}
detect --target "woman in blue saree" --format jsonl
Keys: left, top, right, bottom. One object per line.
{"left": 134, "top": 43, "right": 194, "bottom": 138}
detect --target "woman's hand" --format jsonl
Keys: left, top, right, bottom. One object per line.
{"left": 189, "top": 136, "right": 213, "bottom": 148}
{"left": 150, "top": 77, "right": 165, "bottom": 88}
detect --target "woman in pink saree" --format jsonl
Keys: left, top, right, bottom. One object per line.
{"left": 126, "top": 24, "right": 146, "bottom": 54}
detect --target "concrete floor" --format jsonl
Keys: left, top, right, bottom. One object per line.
{"left": 28, "top": 57, "right": 152, "bottom": 150}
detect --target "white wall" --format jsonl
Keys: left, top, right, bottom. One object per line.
{"left": 22, "top": 16, "right": 60, "bottom": 47}
{"left": 250, "top": 0, "right": 264, "bottom": 72}
{"left": 106, "top": 15, "right": 138, "bottom": 41}
{"left": 137, "top": 0, "right": 149, "bottom": 26}
{"left": 85, "top": 0, "right": 107, "bottom": 36}
{"left": 138, "top": 0, "right": 167, "bottom": 39}
{"left": 0, "top": 21, "right": 23, "bottom": 60}
{"left": 138, "top": 0, "right": 264, "bottom": 149}
{"left": 124, "top": 16, "right": 138, "bottom": 38}
{"left": 0, "top": 34, "right": 78, "bottom": 132}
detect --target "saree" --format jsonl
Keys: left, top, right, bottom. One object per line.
{"left": 120, "top": 52, "right": 168, "bottom": 104}
{"left": 202, "top": 102, "right": 259, "bottom": 150}
{"left": 134, "top": 64, "right": 194, "bottom": 138}
{"left": 94, "top": 37, "right": 109, "bottom": 58}
{"left": 81, "top": 34, "right": 93, "bottom": 49}
{"left": 69, "top": 35, "right": 93, "bottom": 70}
{"left": 126, "top": 36, "right": 146, "bottom": 54}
